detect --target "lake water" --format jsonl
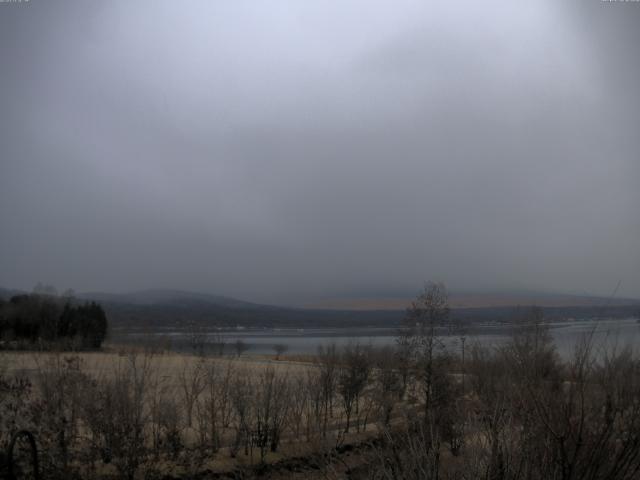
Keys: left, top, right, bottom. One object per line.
{"left": 121, "top": 317, "right": 640, "bottom": 359}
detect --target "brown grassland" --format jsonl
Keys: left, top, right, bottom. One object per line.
{"left": 2, "top": 285, "right": 640, "bottom": 480}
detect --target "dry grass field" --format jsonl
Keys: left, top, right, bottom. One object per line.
{"left": 0, "top": 346, "right": 397, "bottom": 479}
{"left": 0, "top": 349, "right": 310, "bottom": 383}
{"left": 4, "top": 304, "right": 640, "bottom": 480}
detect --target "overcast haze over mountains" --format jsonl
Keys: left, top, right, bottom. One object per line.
{"left": 1, "top": 0, "right": 639, "bottom": 305}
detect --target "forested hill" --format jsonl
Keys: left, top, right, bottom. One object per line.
{"left": 2, "top": 288, "right": 638, "bottom": 330}
{"left": 101, "top": 302, "right": 639, "bottom": 330}
{"left": 94, "top": 297, "right": 405, "bottom": 329}
{"left": 78, "top": 289, "right": 640, "bottom": 329}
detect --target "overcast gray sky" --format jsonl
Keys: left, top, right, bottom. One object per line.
{"left": 1, "top": 0, "right": 638, "bottom": 304}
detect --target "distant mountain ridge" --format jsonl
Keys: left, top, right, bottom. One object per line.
{"left": 0, "top": 286, "right": 262, "bottom": 309}
{"left": 2, "top": 286, "right": 638, "bottom": 311}
{"left": 77, "top": 289, "right": 263, "bottom": 309}
{"left": 1, "top": 286, "right": 638, "bottom": 329}
{"left": 306, "top": 292, "right": 640, "bottom": 311}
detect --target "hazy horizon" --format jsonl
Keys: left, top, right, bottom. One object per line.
{"left": 1, "top": 0, "right": 639, "bottom": 304}
{"left": 2, "top": 283, "right": 638, "bottom": 312}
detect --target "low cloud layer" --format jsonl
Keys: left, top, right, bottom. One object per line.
{"left": 1, "top": 0, "right": 639, "bottom": 304}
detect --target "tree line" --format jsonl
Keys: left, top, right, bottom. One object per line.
{"left": 0, "top": 293, "right": 108, "bottom": 349}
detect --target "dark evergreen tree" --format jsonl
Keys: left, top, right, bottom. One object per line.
{"left": 0, "top": 294, "right": 108, "bottom": 349}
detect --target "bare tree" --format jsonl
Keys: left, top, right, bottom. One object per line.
{"left": 234, "top": 339, "right": 248, "bottom": 357}
{"left": 304, "top": 369, "right": 324, "bottom": 441}
{"left": 508, "top": 305, "right": 559, "bottom": 383}
{"left": 288, "top": 375, "right": 309, "bottom": 439}
{"left": 148, "top": 365, "right": 172, "bottom": 459}
{"left": 394, "top": 333, "right": 413, "bottom": 400}
{"left": 372, "top": 346, "right": 403, "bottom": 426}
{"left": 155, "top": 397, "right": 182, "bottom": 460}
{"left": 186, "top": 322, "right": 208, "bottom": 356}
{"left": 251, "top": 367, "right": 291, "bottom": 462}
{"left": 80, "top": 353, "right": 154, "bottom": 480}
{"left": 179, "top": 357, "right": 206, "bottom": 428}
{"left": 229, "top": 368, "right": 253, "bottom": 458}
{"left": 317, "top": 344, "right": 339, "bottom": 437}
{"left": 195, "top": 359, "right": 234, "bottom": 454}
{"left": 210, "top": 331, "right": 226, "bottom": 356}
{"left": 273, "top": 343, "right": 288, "bottom": 360}
{"left": 32, "top": 353, "right": 90, "bottom": 477}
{"left": 405, "top": 281, "right": 452, "bottom": 416}
{"left": 338, "top": 343, "right": 370, "bottom": 433}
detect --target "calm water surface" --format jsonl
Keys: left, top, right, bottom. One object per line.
{"left": 125, "top": 318, "right": 640, "bottom": 358}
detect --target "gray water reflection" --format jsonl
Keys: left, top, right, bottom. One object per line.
{"left": 130, "top": 318, "right": 640, "bottom": 359}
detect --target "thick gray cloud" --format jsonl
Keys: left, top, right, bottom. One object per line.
{"left": 1, "top": 0, "right": 638, "bottom": 304}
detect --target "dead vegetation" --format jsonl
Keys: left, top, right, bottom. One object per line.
{"left": 2, "top": 285, "right": 640, "bottom": 479}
